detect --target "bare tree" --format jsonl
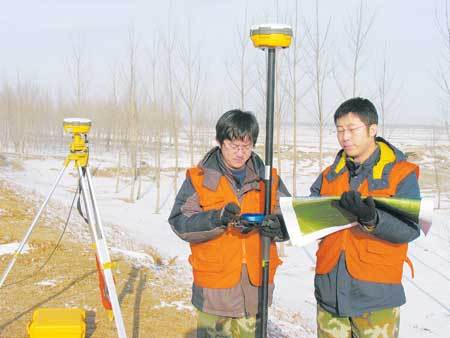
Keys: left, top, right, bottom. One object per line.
{"left": 332, "top": 0, "right": 375, "bottom": 100}
{"left": 435, "top": 0, "right": 450, "bottom": 143}
{"left": 11, "top": 74, "right": 42, "bottom": 153}
{"left": 124, "top": 26, "right": 140, "bottom": 202}
{"left": 146, "top": 36, "right": 163, "bottom": 213}
{"left": 285, "top": 0, "right": 309, "bottom": 196}
{"left": 67, "top": 35, "right": 91, "bottom": 113}
{"left": 305, "top": 0, "right": 332, "bottom": 171}
{"left": 274, "top": 54, "right": 289, "bottom": 182}
{"left": 346, "top": 0, "right": 375, "bottom": 97}
{"left": 178, "top": 20, "right": 203, "bottom": 167}
{"left": 0, "top": 79, "right": 15, "bottom": 151}
{"left": 290, "top": 1, "right": 301, "bottom": 197}
{"left": 435, "top": 0, "right": 450, "bottom": 98}
{"left": 376, "top": 43, "right": 401, "bottom": 138}
{"left": 161, "top": 9, "right": 182, "bottom": 196}
{"left": 105, "top": 63, "right": 126, "bottom": 194}
{"left": 104, "top": 63, "right": 121, "bottom": 154}
{"left": 225, "top": 1, "right": 254, "bottom": 109}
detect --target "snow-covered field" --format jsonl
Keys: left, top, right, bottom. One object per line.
{"left": 1, "top": 126, "right": 449, "bottom": 337}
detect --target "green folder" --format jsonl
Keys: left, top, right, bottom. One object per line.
{"left": 280, "top": 196, "right": 433, "bottom": 247}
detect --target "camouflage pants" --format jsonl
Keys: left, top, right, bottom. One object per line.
{"left": 317, "top": 305, "right": 400, "bottom": 338}
{"left": 196, "top": 310, "right": 257, "bottom": 338}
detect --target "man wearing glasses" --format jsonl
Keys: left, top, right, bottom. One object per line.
{"left": 169, "top": 109, "right": 289, "bottom": 337}
{"left": 310, "top": 97, "right": 421, "bottom": 337}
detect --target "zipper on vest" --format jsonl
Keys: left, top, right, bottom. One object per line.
{"left": 240, "top": 201, "right": 248, "bottom": 264}
{"left": 236, "top": 199, "right": 247, "bottom": 264}
{"left": 342, "top": 228, "right": 348, "bottom": 250}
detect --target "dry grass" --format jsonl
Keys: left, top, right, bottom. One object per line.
{"left": 142, "top": 247, "right": 164, "bottom": 267}
{"left": 167, "top": 256, "right": 179, "bottom": 266}
{"left": 0, "top": 181, "right": 196, "bottom": 338}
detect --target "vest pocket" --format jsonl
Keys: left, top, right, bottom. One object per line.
{"left": 189, "top": 239, "right": 224, "bottom": 272}
{"left": 359, "top": 239, "right": 407, "bottom": 266}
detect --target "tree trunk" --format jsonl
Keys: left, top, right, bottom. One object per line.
{"left": 115, "top": 149, "right": 121, "bottom": 193}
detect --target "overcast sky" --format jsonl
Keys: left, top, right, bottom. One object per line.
{"left": 0, "top": 0, "right": 447, "bottom": 125}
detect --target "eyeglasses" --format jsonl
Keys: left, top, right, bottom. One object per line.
{"left": 223, "top": 140, "right": 253, "bottom": 153}
{"left": 335, "top": 124, "right": 367, "bottom": 136}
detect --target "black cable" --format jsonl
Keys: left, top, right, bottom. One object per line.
{"left": 3, "top": 185, "right": 79, "bottom": 288}
{"left": 36, "top": 185, "right": 80, "bottom": 272}
{"left": 76, "top": 177, "right": 89, "bottom": 225}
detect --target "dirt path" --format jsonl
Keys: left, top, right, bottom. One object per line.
{"left": 0, "top": 180, "right": 196, "bottom": 338}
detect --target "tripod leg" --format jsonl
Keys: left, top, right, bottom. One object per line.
{"left": 85, "top": 166, "right": 110, "bottom": 241}
{"left": 0, "top": 166, "right": 67, "bottom": 288}
{"left": 78, "top": 166, "right": 128, "bottom": 338}
{"left": 77, "top": 167, "right": 99, "bottom": 242}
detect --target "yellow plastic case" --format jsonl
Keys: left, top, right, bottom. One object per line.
{"left": 27, "top": 308, "right": 86, "bottom": 338}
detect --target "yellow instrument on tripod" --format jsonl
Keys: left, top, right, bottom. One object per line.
{"left": 1, "top": 118, "right": 128, "bottom": 338}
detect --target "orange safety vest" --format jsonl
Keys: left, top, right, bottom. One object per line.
{"left": 187, "top": 167, "right": 282, "bottom": 289}
{"left": 316, "top": 143, "right": 419, "bottom": 284}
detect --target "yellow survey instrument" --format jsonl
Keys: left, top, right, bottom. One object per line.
{"left": 1, "top": 118, "right": 128, "bottom": 338}
{"left": 63, "top": 118, "right": 91, "bottom": 167}
{"left": 250, "top": 24, "right": 293, "bottom": 49}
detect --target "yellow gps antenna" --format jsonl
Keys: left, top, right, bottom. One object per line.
{"left": 63, "top": 118, "right": 91, "bottom": 168}
{"left": 250, "top": 23, "right": 292, "bottom": 338}
{"left": 250, "top": 24, "right": 292, "bottom": 49}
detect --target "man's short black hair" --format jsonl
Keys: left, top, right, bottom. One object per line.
{"left": 334, "top": 97, "right": 378, "bottom": 126}
{"left": 216, "top": 109, "right": 259, "bottom": 145}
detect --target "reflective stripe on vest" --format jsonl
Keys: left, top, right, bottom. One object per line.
{"left": 317, "top": 157, "right": 419, "bottom": 284}
{"left": 187, "top": 167, "right": 282, "bottom": 288}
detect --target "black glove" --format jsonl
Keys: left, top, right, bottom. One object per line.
{"left": 339, "top": 191, "right": 377, "bottom": 225}
{"left": 235, "top": 219, "right": 257, "bottom": 234}
{"left": 219, "top": 202, "right": 241, "bottom": 227}
{"left": 259, "top": 214, "right": 284, "bottom": 240}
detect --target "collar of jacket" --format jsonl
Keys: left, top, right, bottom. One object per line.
{"left": 196, "top": 146, "right": 265, "bottom": 192}
{"left": 326, "top": 137, "right": 407, "bottom": 190}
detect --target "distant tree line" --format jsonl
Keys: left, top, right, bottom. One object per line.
{"left": 0, "top": 0, "right": 447, "bottom": 207}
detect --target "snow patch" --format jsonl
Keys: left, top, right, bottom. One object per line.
{"left": 153, "top": 300, "right": 194, "bottom": 312}
{"left": 0, "top": 242, "right": 30, "bottom": 256}
{"left": 36, "top": 279, "right": 58, "bottom": 287}
{"left": 110, "top": 247, "right": 155, "bottom": 266}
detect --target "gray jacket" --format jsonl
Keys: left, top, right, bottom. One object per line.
{"left": 168, "top": 147, "right": 290, "bottom": 317}
{"left": 311, "top": 138, "right": 421, "bottom": 316}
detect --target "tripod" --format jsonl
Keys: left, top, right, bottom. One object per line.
{"left": 0, "top": 118, "right": 128, "bottom": 338}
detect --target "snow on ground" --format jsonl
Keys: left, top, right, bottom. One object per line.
{"left": 153, "top": 300, "right": 193, "bottom": 312}
{"left": 1, "top": 131, "right": 449, "bottom": 337}
{"left": 35, "top": 279, "right": 59, "bottom": 287}
{"left": 110, "top": 247, "right": 157, "bottom": 266}
{"left": 0, "top": 154, "right": 189, "bottom": 261}
{"left": 0, "top": 242, "right": 30, "bottom": 256}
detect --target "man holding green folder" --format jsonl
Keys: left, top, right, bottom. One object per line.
{"left": 309, "top": 97, "right": 421, "bottom": 338}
